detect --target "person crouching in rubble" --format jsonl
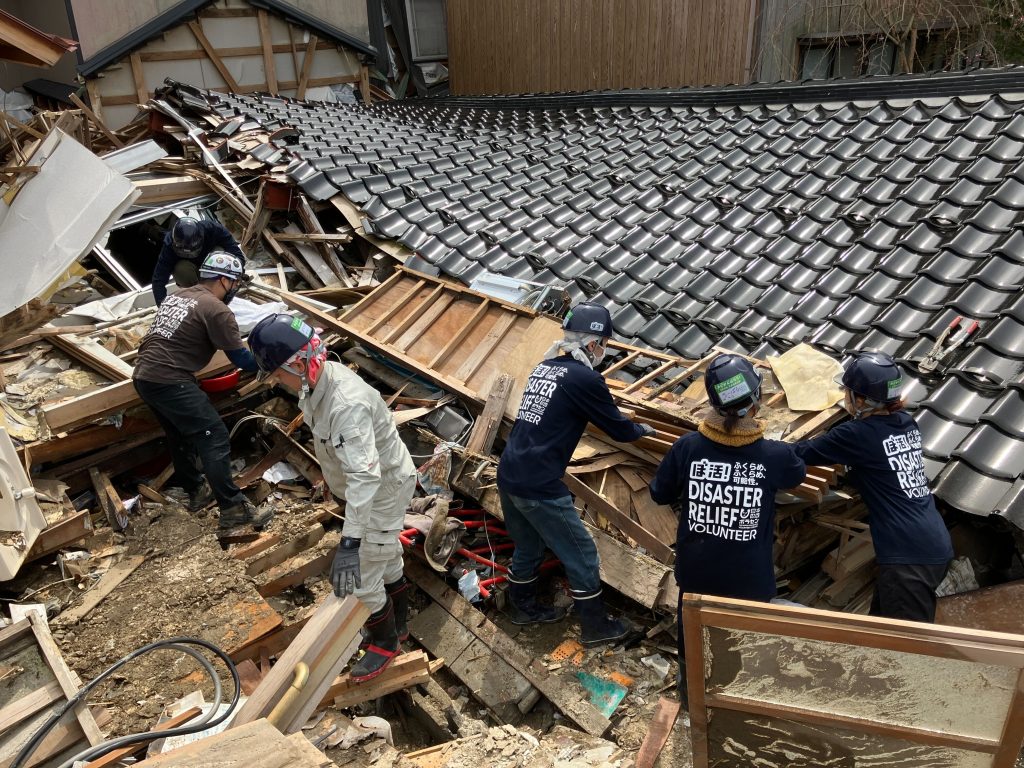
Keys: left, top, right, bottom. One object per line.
{"left": 650, "top": 354, "right": 805, "bottom": 639}
{"left": 795, "top": 352, "right": 953, "bottom": 622}
{"left": 497, "top": 302, "right": 655, "bottom": 647}
{"left": 134, "top": 251, "right": 271, "bottom": 533}
{"left": 151, "top": 217, "right": 246, "bottom": 305}
{"left": 247, "top": 314, "right": 417, "bottom": 682}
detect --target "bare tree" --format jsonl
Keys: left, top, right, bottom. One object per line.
{"left": 754, "top": 0, "right": 1024, "bottom": 81}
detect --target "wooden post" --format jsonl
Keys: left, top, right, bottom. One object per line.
{"left": 359, "top": 65, "right": 372, "bottom": 105}
{"left": 84, "top": 78, "right": 105, "bottom": 125}
{"left": 464, "top": 373, "right": 514, "bottom": 456}
{"left": 129, "top": 53, "right": 148, "bottom": 105}
{"left": 258, "top": 10, "right": 279, "bottom": 95}
{"left": 297, "top": 35, "right": 317, "bottom": 99}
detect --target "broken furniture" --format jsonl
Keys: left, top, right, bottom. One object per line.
{"left": 682, "top": 594, "right": 1024, "bottom": 767}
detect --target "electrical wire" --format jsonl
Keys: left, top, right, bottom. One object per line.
{"left": 12, "top": 637, "right": 239, "bottom": 768}
{"left": 228, "top": 412, "right": 289, "bottom": 439}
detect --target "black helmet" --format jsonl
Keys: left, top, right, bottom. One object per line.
{"left": 563, "top": 302, "right": 612, "bottom": 337}
{"left": 171, "top": 217, "right": 204, "bottom": 260}
{"left": 705, "top": 354, "right": 762, "bottom": 411}
{"left": 248, "top": 313, "right": 315, "bottom": 376}
{"left": 841, "top": 352, "right": 902, "bottom": 404}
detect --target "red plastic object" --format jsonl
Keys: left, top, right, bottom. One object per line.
{"left": 199, "top": 369, "right": 240, "bottom": 393}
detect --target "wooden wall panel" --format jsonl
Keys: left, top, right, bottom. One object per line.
{"left": 448, "top": 0, "right": 758, "bottom": 94}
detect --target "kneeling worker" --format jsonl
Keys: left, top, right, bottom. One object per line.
{"left": 247, "top": 314, "right": 417, "bottom": 682}
{"left": 133, "top": 251, "right": 271, "bottom": 532}
{"left": 152, "top": 217, "right": 245, "bottom": 305}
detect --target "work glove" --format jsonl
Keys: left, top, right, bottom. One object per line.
{"left": 638, "top": 423, "right": 657, "bottom": 438}
{"left": 331, "top": 537, "right": 362, "bottom": 597}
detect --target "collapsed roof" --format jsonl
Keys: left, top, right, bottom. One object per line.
{"left": 161, "top": 67, "right": 1024, "bottom": 528}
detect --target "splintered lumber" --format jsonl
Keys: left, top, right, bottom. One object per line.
{"left": 635, "top": 696, "right": 681, "bottom": 768}
{"left": 42, "top": 352, "right": 230, "bottom": 432}
{"left": 134, "top": 719, "right": 330, "bottom": 767}
{"left": 463, "top": 373, "right": 514, "bottom": 456}
{"left": 49, "top": 335, "right": 133, "bottom": 381}
{"left": 82, "top": 707, "right": 202, "bottom": 768}
{"left": 563, "top": 473, "right": 674, "bottom": 564}
{"left": 246, "top": 524, "right": 325, "bottom": 576}
{"left": 231, "top": 594, "right": 369, "bottom": 734}
{"left": 321, "top": 650, "right": 432, "bottom": 709}
{"left": 254, "top": 530, "right": 338, "bottom": 597}
{"left": 406, "top": 560, "right": 611, "bottom": 736}
{"left": 55, "top": 555, "right": 146, "bottom": 626}
{"left": 89, "top": 468, "right": 128, "bottom": 531}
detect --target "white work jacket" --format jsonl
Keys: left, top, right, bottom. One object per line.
{"left": 300, "top": 361, "right": 416, "bottom": 539}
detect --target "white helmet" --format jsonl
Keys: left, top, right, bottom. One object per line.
{"left": 198, "top": 250, "right": 244, "bottom": 281}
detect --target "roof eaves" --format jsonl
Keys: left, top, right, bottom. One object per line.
{"left": 78, "top": 0, "right": 210, "bottom": 76}
{"left": 79, "top": 0, "right": 374, "bottom": 78}
{"left": 0, "top": 8, "right": 77, "bottom": 67}
{"left": 247, "top": 0, "right": 375, "bottom": 58}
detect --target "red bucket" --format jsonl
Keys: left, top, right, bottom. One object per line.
{"left": 199, "top": 369, "right": 240, "bottom": 393}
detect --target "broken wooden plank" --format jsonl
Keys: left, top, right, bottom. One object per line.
{"left": 255, "top": 543, "right": 336, "bottom": 598}
{"left": 463, "top": 373, "right": 514, "bottom": 456}
{"left": 563, "top": 473, "right": 674, "bottom": 564}
{"left": 132, "top": 175, "right": 210, "bottom": 204}
{"left": 82, "top": 706, "right": 202, "bottom": 768}
{"left": 89, "top": 468, "right": 128, "bottom": 531}
{"left": 635, "top": 696, "right": 681, "bottom": 768}
{"left": 135, "top": 719, "right": 328, "bottom": 767}
{"left": 246, "top": 524, "right": 326, "bottom": 577}
{"left": 323, "top": 650, "right": 432, "bottom": 710}
{"left": 26, "top": 510, "right": 92, "bottom": 562}
{"left": 55, "top": 555, "right": 146, "bottom": 626}
{"left": 406, "top": 560, "right": 611, "bottom": 736}
{"left": 231, "top": 595, "right": 369, "bottom": 733}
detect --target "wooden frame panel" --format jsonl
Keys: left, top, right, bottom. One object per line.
{"left": 683, "top": 595, "right": 1024, "bottom": 768}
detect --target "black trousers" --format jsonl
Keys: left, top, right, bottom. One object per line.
{"left": 134, "top": 378, "right": 246, "bottom": 510}
{"left": 871, "top": 562, "right": 950, "bottom": 623}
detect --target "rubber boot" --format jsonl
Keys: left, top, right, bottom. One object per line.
{"left": 505, "top": 572, "right": 568, "bottom": 626}
{"left": 187, "top": 481, "right": 214, "bottom": 513}
{"left": 218, "top": 499, "right": 273, "bottom": 532}
{"left": 385, "top": 576, "right": 412, "bottom": 642}
{"left": 350, "top": 597, "right": 400, "bottom": 683}
{"left": 573, "top": 589, "right": 634, "bottom": 647}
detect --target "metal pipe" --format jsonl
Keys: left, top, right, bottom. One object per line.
{"left": 267, "top": 662, "right": 309, "bottom": 729}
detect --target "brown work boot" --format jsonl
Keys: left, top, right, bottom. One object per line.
{"left": 187, "top": 481, "right": 214, "bottom": 513}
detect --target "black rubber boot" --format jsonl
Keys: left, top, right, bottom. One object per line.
{"left": 385, "top": 576, "right": 413, "bottom": 642}
{"left": 505, "top": 572, "right": 568, "bottom": 626}
{"left": 218, "top": 499, "right": 273, "bottom": 532}
{"left": 350, "top": 597, "right": 400, "bottom": 683}
{"left": 573, "top": 589, "right": 634, "bottom": 647}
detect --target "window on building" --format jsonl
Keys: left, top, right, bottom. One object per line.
{"left": 405, "top": 0, "right": 447, "bottom": 62}
{"left": 798, "top": 28, "right": 980, "bottom": 79}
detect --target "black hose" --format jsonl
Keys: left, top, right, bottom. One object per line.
{"left": 12, "top": 636, "right": 240, "bottom": 768}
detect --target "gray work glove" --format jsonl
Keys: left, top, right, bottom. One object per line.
{"left": 331, "top": 537, "right": 361, "bottom": 597}
{"left": 638, "top": 423, "right": 657, "bottom": 438}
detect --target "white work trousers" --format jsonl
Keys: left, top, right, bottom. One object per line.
{"left": 354, "top": 474, "right": 417, "bottom": 613}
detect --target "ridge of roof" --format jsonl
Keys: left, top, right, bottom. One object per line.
{"left": 425, "top": 67, "right": 1024, "bottom": 110}
{"left": 78, "top": 0, "right": 373, "bottom": 78}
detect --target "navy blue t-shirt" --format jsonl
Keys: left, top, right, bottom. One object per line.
{"left": 795, "top": 411, "right": 953, "bottom": 566}
{"left": 497, "top": 355, "right": 644, "bottom": 499}
{"left": 650, "top": 433, "right": 806, "bottom": 601}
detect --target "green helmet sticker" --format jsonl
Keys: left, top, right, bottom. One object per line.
{"left": 886, "top": 376, "right": 902, "bottom": 399}
{"left": 714, "top": 373, "right": 750, "bottom": 404}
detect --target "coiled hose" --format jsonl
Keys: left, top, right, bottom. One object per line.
{"left": 12, "top": 636, "right": 240, "bottom": 768}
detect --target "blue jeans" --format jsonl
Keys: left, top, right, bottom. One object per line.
{"left": 498, "top": 489, "right": 601, "bottom": 595}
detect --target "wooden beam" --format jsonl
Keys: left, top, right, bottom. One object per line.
{"left": 90, "top": 467, "right": 128, "bottom": 531}
{"left": 230, "top": 594, "right": 369, "bottom": 733}
{"left": 67, "top": 92, "right": 122, "bottom": 148}
{"left": 186, "top": 20, "right": 241, "bottom": 92}
{"left": 257, "top": 10, "right": 279, "bottom": 95}
{"left": 26, "top": 510, "right": 92, "bottom": 562}
{"left": 133, "top": 174, "right": 210, "bottom": 204}
{"left": 359, "top": 65, "right": 371, "bottom": 105}
{"left": 139, "top": 40, "right": 335, "bottom": 62}
{"left": 322, "top": 650, "right": 432, "bottom": 709}
{"left": 463, "top": 373, "right": 514, "bottom": 456}
{"left": 296, "top": 34, "right": 318, "bottom": 99}
{"left": 49, "top": 335, "right": 133, "bottom": 381}
{"left": 563, "top": 472, "right": 675, "bottom": 564}
{"left": 129, "top": 52, "right": 148, "bottom": 105}
{"left": 406, "top": 560, "right": 611, "bottom": 736}
{"left": 272, "top": 232, "right": 352, "bottom": 244}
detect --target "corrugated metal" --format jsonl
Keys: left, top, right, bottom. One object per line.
{"left": 447, "top": 0, "right": 759, "bottom": 95}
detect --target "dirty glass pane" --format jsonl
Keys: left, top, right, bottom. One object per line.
{"left": 704, "top": 626, "right": 1016, "bottom": 742}
{"left": 707, "top": 708, "right": 993, "bottom": 768}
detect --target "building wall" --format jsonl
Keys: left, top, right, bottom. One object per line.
{"left": 0, "top": 0, "right": 78, "bottom": 91}
{"left": 90, "top": 0, "right": 364, "bottom": 128}
{"left": 446, "top": 0, "right": 759, "bottom": 94}
{"left": 753, "top": 0, "right": 810, "bottom": 82}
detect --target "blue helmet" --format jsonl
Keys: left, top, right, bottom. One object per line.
{"left": 563, "top": 302, "right": 612, "bottom": 338}
{"left": 248, "top": 313, "right": 315, "bottom": 376}
{"left": 841, "top": 352, "right": 902, "bottom": 404}
{"left": 705, "top": 354, "right": 762, "bottom": 412}
{"left": 171, "top": 217, "right": 204, "bottom": 260}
